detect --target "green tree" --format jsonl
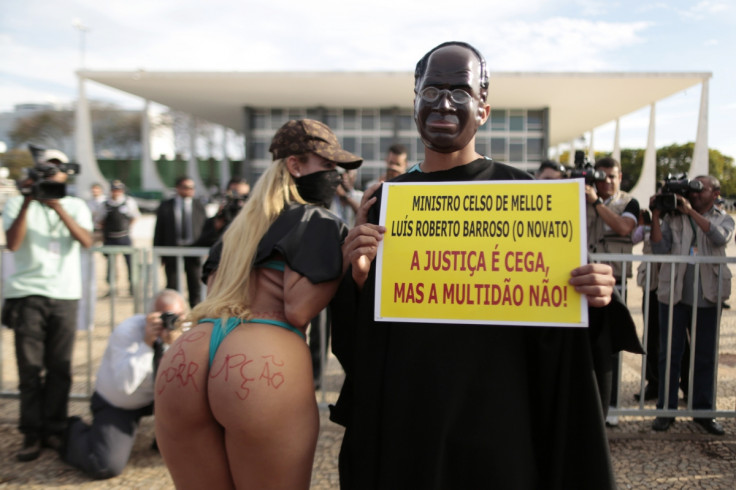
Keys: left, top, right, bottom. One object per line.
{"left": 0, "top": 148, "right": 34, "bottom": 179}
{"left": 92, "top": 104, "right": 143, "bottom": 159}
{"left": 9, "top": 109, "right": 74, "bottom": 152}
{"left": 8, "top": 102, "right": 144, "bottom": 160}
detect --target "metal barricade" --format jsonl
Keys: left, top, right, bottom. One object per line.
{"left": 2, "top": 247, "right": 734, "bottom": 420}
{"left": 593, "top": 252, "right": 736, "bottom": 420}
{"left": 0, "top": 245, "right": 209, "bottom": 400}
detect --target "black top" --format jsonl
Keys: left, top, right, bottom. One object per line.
{"left": 201, "top": 203, "right": 348, "bottom": 285}
{"left": 330, "top": 158, "right": 641, "bottom": 489}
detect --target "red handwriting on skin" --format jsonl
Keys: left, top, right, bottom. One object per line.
{"left": 210, "top": 352, "right": 287, "bottom": 399}
{"left": 156, "top": 331, "right": 206, "bottom": 394}
{"left": 259, "top": 355, "right": 285, "bottom": 389}
{"left": 210, "top": 353, "right": 255, "bottom": 400}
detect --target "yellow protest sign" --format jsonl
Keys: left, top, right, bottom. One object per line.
{"left": 375, "top": 180, "right": 588, "bottom": 327}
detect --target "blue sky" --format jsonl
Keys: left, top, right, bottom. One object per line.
{"left": 1, "top": 0, "right": 734, "bottom": 157}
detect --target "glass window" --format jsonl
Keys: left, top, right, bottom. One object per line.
{"left": 251, "top": 112, "right": 266, "bottom": 130}
{"left": 510, "top": 113, "right": 524, "bottom": 132}
{"left": 510, "top": 139, "right": 524, "bottom": 162}
{"left": 344, "top": 109, "right": 357, "bottom": 130}
{"left": 251, "top": 141, "right": 268, "bottom": 160}
{"left": 527, "top": 110, "right": 543, "bottom": 130}
{"left": 380, "top": 109, "right": 394, "bottom": 130}
{"left": 362, "top": 113, "right": 376, "bottom": 130}
{"left": 475, "top": 138, "right": 490, "bottom": 157}
{"left": 325, "top": 113, "right": 338, "bottom": 129}
{"left": 491, "top": 138, "right": 506, "bottom": 160}
{"left": 491, "top": 110, "right": 506, "bottom": 131}
{"left": 342, "top": 137, "right": 357, "bottom": 154}
{"left": 527, "top": 137, "right": 544, "bottom": 161}
{"left": 270, "top": 109, "right": 286, "bottom": 129}
{"left": 380, "top": 137, "right": 394, "bottom": 157}
{"left": 398, "top": 114, "right": 414, "bottom": 130}
{"left": 361, "top": 139, "right": 376, "bottom": 160}
{"left": 306, "top": 108, "right": 321, "bottom": 120}
{"left": 415, "top": 137, "right": 425, "bottom": 161}
{"left": 398, "top": 138, "right": 414, "bottom": 162}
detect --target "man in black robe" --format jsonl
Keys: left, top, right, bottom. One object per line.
{"left": 330, "top": 41, "right": 642, "bottom": 489}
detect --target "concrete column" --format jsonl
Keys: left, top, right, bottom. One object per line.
{"left": 569, "top": 139, "right": 575, "bottom": 166}
{"left": 187, "top": 116, "right": 208, "bottom": 199}
{"left": 73, "top": 73, "right": 107, "bottom": 198}
{"left": 220, "top": 126, "right": 232, "bottom": 191}
{"left": 612, "top": 118, "right": 621, "bottom": 163}
{"left": 691, "top": 79, "right": 710, "bottom": 177}
{"left": 140, "top": 100, "right": 166, "bottom": 193}
{"left": 630, "top": 104, "right": 657, "bottom": 207}
{"left": 588, "top": 130, "right": 595, "bottom": 163}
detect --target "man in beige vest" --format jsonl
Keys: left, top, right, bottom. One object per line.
{"left": 649, "top": 175, "right": 732, "bottom": 435}
{"left": 585, "top": 156, "right": 641, "bottom": 426}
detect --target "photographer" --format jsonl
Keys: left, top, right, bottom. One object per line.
{"left": 585, "top": 156, "right": 640, "bottom": 426}
{"left": 649, "top": 176, "right": 732, "bottom": 435}
{"left": 2, "top": 147, "right": 93, "bottom": 462}
{"left": 63, "top": 289, "right": 187, "bottom": 479}
{"left": 192, "top": 177, "right": 249, "bottom": 249}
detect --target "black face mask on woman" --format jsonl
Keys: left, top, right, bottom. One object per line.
{"left": 294, "top": 169, "right": 341, "bottom": 208}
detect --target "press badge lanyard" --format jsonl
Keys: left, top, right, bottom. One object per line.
{"left": 42, "top": 202, "right": 64, "bottom": 258}
{"left": 688, "top": 216, "right": 698, "bottom": 256}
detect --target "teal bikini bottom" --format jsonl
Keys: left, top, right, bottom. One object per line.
{"left": 200, "top": 317, "right": 305, "bottom": 367}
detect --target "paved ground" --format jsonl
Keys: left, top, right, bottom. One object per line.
{"left": 1, "top": 218, "right": 735, "bottom": 488}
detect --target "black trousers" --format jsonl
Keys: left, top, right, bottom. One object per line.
{"left": 310, "top": 308, "right": 332, "bottom": 386}
{"left": 7, "top": 296, "right": 78, "bottom": 436}
{"left": 162, "top": 255, "right": 201, "bottom": 307}
{"left": 65, "top": 392, "right": 153, "bottom": 479}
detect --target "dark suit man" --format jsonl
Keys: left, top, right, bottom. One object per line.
{"left": 153, "top": 176, "right": 206, "bottom": 307}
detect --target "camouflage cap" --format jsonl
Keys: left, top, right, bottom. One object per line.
{"left": 269, "top": 119, "right": 362, "bottom": 170}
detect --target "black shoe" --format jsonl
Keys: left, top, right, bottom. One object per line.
{"left": 16, "top": 435, "right": 41, "bottom": 462}
{"left": 634, "top": 386, "right": 658, "bottom": 401}
{"left": 43, "top": 433, "right": 64, "bottom": 451}
{"left": 652, "top": 417, "right": 674, "bottom": 432}
{"left": 693, "top": 418, "right": 725, "bottom": 435}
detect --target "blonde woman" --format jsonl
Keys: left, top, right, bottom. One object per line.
{"left": 154, "top": 120, "right": 363, "bottom": 489}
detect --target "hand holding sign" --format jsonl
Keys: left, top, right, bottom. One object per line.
{"left": 341, "top": 181, "right": 386, "bottom": 289}
{"left": 342, "top": 223, "right": 385, "bottom": 289}
{"left": 569, "top": 263, "right": 614, "bottom": 308}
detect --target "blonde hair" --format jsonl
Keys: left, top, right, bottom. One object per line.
{"left": 190, "top": 157, "right": 306, "bottom": 323}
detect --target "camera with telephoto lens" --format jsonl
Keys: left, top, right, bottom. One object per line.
{"left": 160, "top": 312, "right": 180, "bottom": 331}
{"left": 650, "top": 173, "right": 704, "bottom": 213}
{"left": 215, "top": 190, "right": 247, "bottom": 225}
{"left": 567, "top": 150, "right": 606, "bottom": 185}
{"left": 19, "top": 162, "right": 81, "bottom": 200}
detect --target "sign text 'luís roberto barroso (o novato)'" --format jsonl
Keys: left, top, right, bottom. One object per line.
{"left": 375, "top": 180, "right": 589, "bottom": 327}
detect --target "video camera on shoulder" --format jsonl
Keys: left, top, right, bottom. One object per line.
{"left": 567, "top": 150, "right": 606, "bottom": 185}
{"left": 650, "top": 173, "right": 703, "bottom": 213}
{"left": 19, "top": 144, "right": 81, "bottom": 200}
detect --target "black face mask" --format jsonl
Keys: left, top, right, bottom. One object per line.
{"left": 294, "top": 169, "right": 341, "bottom": 208}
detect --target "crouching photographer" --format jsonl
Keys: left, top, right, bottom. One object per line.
{"left": 62, "top": 290, "right": 188, "bottom": 480}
